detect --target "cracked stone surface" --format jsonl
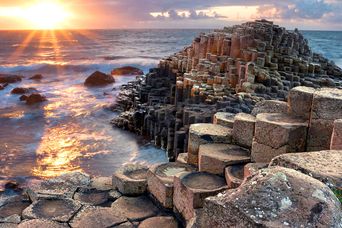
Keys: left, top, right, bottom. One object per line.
{"left": 22, "top": 198, "right": 81, "bottom": 222}
{"left": 18, "top": 219, "right": 69, "bottom": 228}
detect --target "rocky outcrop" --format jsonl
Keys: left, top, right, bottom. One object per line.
{"left": 23, "top": 93, "right": 47, "bottom": 105}
{"left": 29, "top": 74, "right": 43, "bottom": 80}
{"left": 111, "top": 66, "right": 144, "bottom": 76}
{"left": 84, "top": 71, "right": 115, "bottom": 86}
{"left": 11, "top": 87, "right": 37, "bottom": 95}
{"left": 0, "top": 74, "right": 23, "bottom": 84}
{"left": 111, "top": 20, "right": 342, "bottom": 161}
{"left": 200, "top": 167, "right": 342, "bottom": 228}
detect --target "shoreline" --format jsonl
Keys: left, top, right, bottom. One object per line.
{"left": 0, "top": 20, "right": 342, "bottom": 227}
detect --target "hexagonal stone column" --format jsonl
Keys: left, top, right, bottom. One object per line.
{"left": 173, "top": 172, "right": 227, "bottom": 221}
{"left": 138, "top": 216, "right": 178, "bottom": 228}
{"left": 232, "top": 113, "right": 256, "bottom": 148}
{"left": 111, "top": 196, "right": 159, "bottom": 222}
{"left": 288, "top": 86, "right": 315, "bottom": 119}
{"left": 18, "top": 219, "right": 69, "bottom": 228}
{"left": 251, "top": 113, "right": 308, "bottom": 163}
{"left": 22, "top": 198, "right": 81, "bottom": 223}
{"left": 198, "top": 144, "right": 250, "bottom": 175}
{"left": 307, "top": 88, "right": 342, "bottom": 151}
{"left": 270, "top": 150, "right": 342, "bottom": 189}
{"left": 213, "top": 112, "right": 235, "bottom": 128}
{"left": 251, "top": 100, "right": 288, "bottom": 116}
{"left": 225, "top": 164, "right": 245, "bottom": 189}
{"left": 147, "top": 162, "right": 196, "bottom": 208}
{"left": 201, "top": 167, "right": 342, "bottom": 227}
{"left": 188, "top": 123, "right": 232, "bottom": 166}
{"left": 70, "top": 207, "right": 127, "bottom": 228}
{"left": 112, "top": 164, "right": 149, "bottom": 196}
{"left": 331, "top": 119, "right": 342, "bottom": 150}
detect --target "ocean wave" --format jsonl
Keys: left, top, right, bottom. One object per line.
{"left": 0, "top": 58, "right": 160, "bottom": 75}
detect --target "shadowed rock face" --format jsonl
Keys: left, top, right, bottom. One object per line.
{"left": 22, "top": 198, "right": 81, "bottom": 222}
{"left": 84, "top": 71, "right": 115, "bottom": 86}
{"left": 201, "top": 167, "right": 342, "bottom": 227}
{"left": 111, "top": 66, "right": 144, "bottom": 76}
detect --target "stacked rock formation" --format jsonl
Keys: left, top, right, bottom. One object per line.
{"left": 2, "top": 86, "right": 341, "bottom": 227}
{"left": 112, "top": 20, "right": 342, "bottom": 161}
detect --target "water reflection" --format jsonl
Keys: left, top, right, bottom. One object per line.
{"left": 32, "top": 123, "right": 83, "bottom": 178}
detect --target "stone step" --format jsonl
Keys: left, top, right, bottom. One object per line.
{"left": 269, "top": 150, "right": 342, "bottom": 189}
{"left": 251, "top": 113, "right": 308, "bottom": 163}
{"left": 198, "top": 144, "right": 250, "bottom": 175}
{"left": 331, "top": 119, "right": 342, "bottom": 150}
{"left": 232, "top": 113, "right": 256, "bottom": 148}
{"left": 213, "top": 112, "right": 235, "bottom": 128}
{"left": 188, "top": 123, "right": 233, "bottom": 166}
{"left": 173, "top": 171, "right": 227, "bottom": 222}
{"left": 147, "top": 162, "right": 196, "bottom": 209}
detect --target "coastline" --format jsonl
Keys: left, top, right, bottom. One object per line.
{"left": 0, "top": 20, "right": 342, "bottom": 227}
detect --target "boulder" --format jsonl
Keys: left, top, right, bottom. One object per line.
{"left": 84, "top": 71, "right": 115, "bottom": 86}
{"left": 112, "top": 164, "right": 149, "bottom": 196}
{"left": 0, "top": 74, "right": 22, "bottom": 84}
{"left": 29, "top": 74, "right": 43, "bottom": 80}
{"left": 147, "top": 162, "right": 195, "bottom": 208}
{"left": 270, "top": 150, "right": 342, "bottom": 188}
{"left": 0, "top": 197, "right": 31, "bottom": 223}
{"left": 138, "top": 216, "right": 178, "bottom": 228}
{"left": 201, "top": 167, "right": 342, "bottom": 227}
{"left": 25, "top": 93, "right": 47, "bottom": 105}
{"left": 111, "top": 66, "right": 144, "bottom": 76}
{"left": 111, "top": 196, "right": 159, "bottom": 221}
{"left": 11, "top": 88, "right": 36, "bottom": 95}
{"left": 22, "top": 198, "right": 81, "bottom": 222}
{"left": 243, "top": 162, "right": 268, "bottom": 179}
{"left": 70, "top": 206, "right": 127, "bottom": 228}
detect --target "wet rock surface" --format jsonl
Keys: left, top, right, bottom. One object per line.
{"left": 111, "top": 66, "right": 144, "bottom": 76}
{"left": 0, "top": 74, "right": 23, "bottom": 84}
{"left": 84, "top": 71, "right": 115, "bottom": 86}
{"left": 24, "top": 93, "right": 47, "bottom": 105}
{"left": 29, "top": 74, "right": 43, "bottom": 80}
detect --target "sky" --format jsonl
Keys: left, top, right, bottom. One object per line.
{"left": 0, "top": 0, "right": 341, "bottom": 30}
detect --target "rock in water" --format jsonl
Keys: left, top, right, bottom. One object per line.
{"left": 11, "top": 87, "right": 36, "bottom": 95}
{"left": 84, "top": 71, "right": 115, "bottom": 86}
{"left": 0, "top": 74, "right": 22, "bottom": 83}
{"left": 25, "top": 93, "right": 47, "bottom": 105}
{"left": 29, "top": 74, "right": 43, "bottom": 80}
{"left": 200, "top": 167, "right": 342, "bottom": 227}
{"left": 111, "top": 66, "right": 143, "bottom": 76}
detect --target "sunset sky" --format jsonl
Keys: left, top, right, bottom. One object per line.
{"left": 0, "top": 0, "right": 341, "bottom": 30}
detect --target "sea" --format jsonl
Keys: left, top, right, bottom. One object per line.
{"left": 0, "top": 29, "right": 341, "bottom": 189}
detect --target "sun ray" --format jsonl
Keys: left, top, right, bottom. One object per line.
{"left": 8, "top": 30, "right": 37, "bottom": 63}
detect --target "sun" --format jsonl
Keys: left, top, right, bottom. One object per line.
{"left": 23, "top": 1, "right": 71, "bottom": 30}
